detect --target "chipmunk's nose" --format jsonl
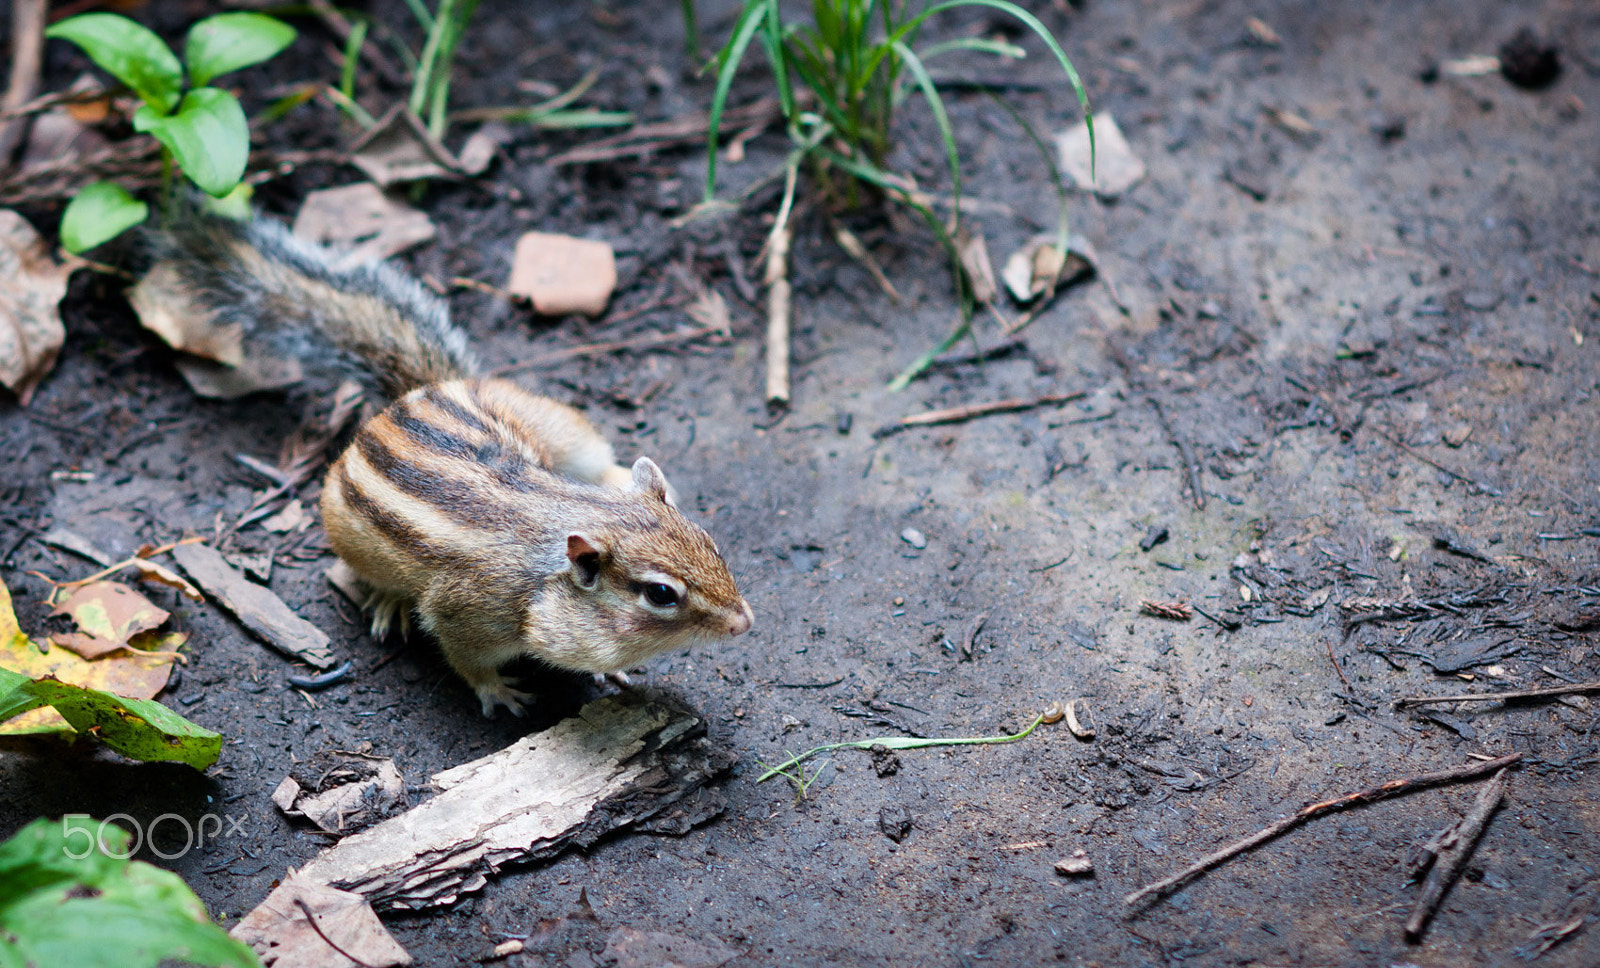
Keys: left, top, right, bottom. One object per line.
{"left": 728, "top": 601, "right": 753, "bottom": 636}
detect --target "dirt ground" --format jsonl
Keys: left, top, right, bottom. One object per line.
{"left": 3, "top": 0, "right": 1599, "bottom": 965}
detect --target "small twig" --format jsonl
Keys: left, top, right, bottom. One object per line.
{"left": 293, "top": 898, "right": 377, "bottom": 968}
{"left": 873, "top": 391, "right": 1086, "bottom": 438}
{"left": 829, "top": 219, "right": 901, "bottom": 302}
{"left": 449, "top": 275, "right": 527, "bottom": 304}
{"left": 490, "top": 325, "right": 721, "bottom": 375}
{"left": 961, "top": 612, "right": 989, "bottom": 661}
{"left": 764, "top": 165, "right": 799, "bottom": 408}
{"left": 1379, "top": 431, "right": 1502, "bottom": 496}
{"left": 1395, "top": 681, "right": 1600, "bottom": 709}
{"left": 1405, "top": 768, "right": 1510, "bottom": 941}
{"left": 1124, "top": 753, "right": 1523, "bottom": 910}
{"left": 1324, "top": 637, "right": 1354, "bottom": 690}
{"left": 0, "top": 0, "right": 47, "bottom": 163}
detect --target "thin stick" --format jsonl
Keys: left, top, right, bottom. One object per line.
{"left": 1405, "top": 768, "right": 1510, "bottom": 941}
{"left": 830, "top": 219, "right": 901, "bottom": 302}
{"left": 873, "top": 391, "right": 1086, "bottom": 438}
{"left": 1123, "top": 752, "right": 1522, "bottom": 910}
{"left": 1396, "top": 681, "right": 1600, "bottom": 709}
{"left": 1379, "top": 431, "right": 1502, "bottom": 497}
{"left": 491, "top": 325, "right": 720, "bottom": 375}
{"left": 0, "top": 0, "right": 47, "bottom": 163}
{"left": 764, "top": 163, "right": 799, "bottom": 408}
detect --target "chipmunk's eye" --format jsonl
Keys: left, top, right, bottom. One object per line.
{"left": 643, "top": 583, "right": 680, "bottom": 608}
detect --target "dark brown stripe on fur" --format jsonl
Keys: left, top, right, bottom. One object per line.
{"left": 334, "top": 461, "right": 452, "bottom": 564}
{"left": 387, "top": 399, "right": 479, "bottom": 461}
{"left": 421, "top": 386, "right": 492, "bottom": 435}
{"left": 355, "top": 431, "right": 500, "bottom": 523}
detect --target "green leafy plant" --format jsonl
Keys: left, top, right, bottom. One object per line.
{"left": 756, "top": 711, "right": 1047, "bottom": 782}
{"left": 0, "top": 817, "right": 258, "bottom": 968}
{"left": 705, "top": 0, "right": 1091, "bottom": 388}
{"left": 46, "top": 12, "right": 295, "bottom": 252}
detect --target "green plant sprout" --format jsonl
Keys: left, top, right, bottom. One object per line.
{"left": 705, "top": 0, "right": 1092, "bottom": 389}
{"left": 333, "top": 1, "right": 630, "bottom": 136}
{"left": 756, "top": 711, "right": 1047, "bottom": 783}
{"left": 760, "top": 751, "right": 832, "bottom": 802}
{"left": 46, "top": 12, "right": 296, "bottom": 253}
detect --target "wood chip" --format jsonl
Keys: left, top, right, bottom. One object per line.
{"left": 172, "top": 542, "right": 337, "bottom": 668}
{"left": 275, "top": 694, "right": 730, "bottom": 911}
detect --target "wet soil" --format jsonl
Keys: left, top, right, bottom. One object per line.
{"left": 3, "top": 0, "right": 1599, "bottom": 966}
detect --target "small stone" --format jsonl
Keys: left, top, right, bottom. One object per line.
{"left": 1499, "top": 27, "right": 1561, "bottom": 90}
{"left": 507, "top": 231, "right": 617, "bottom": 317}
{"left": 1462, "top": 290, "right": 1503, "bottom": 311}
{"left": 900, "top": 528, "right": 928, "bottom": 550}
{"left": 1054, "top": 854, "right": 1094, "bottom": 877}
{"left": 879, "top": 804, "right": 914, "bottom": 843}
{"left": 1443, "top": 423, "right": 1473, "bottom": 448}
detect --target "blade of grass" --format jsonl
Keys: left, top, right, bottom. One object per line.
{"left": 400, "top": 0, "right": 435, "bottom": 30}
{"left": 891, "top": 40, "right": 960, "bottom": 220}
{"left": 917, "top": 37, "right": 1025, "bottom": 61}
{"left": 705, "top": 1, "right": 775, "bottom": 200}
{"left": 410, "top": 0, "right": 455, "bottom": 118}
{"left": 450, "top": 66, "right": 602, "bottom": 123}
{"left": 339, "top": 18, "right": 368, "bottom": 100}
{"left": 757, "top": 713, "right": 1046, "bottom": 781}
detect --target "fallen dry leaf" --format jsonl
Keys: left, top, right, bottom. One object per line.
{"left": 1056, "top": 112, "right": 1146, "bottom": 200}
{"left": 350, "top": 105, "right": 461, "bottom": 186}
{"left": 292, "top": 183, "right": 435, "bottom": 269}
{"left": 259, "top": 499, "right": 310, "bottom": 534}
{"left": 231, "top": 872, "right": 412, "bottom": 968}
{"left": 0, "top": 578, "right": 174, "bottom": 735}
{"left": 0, "top": 209, "right": 71, "bottom": 404}
{"left": 48, "top": 581, "right": 170, "bottom": 659}
{"left": 508, "top": 231, "right": 616, "bottom": 317}
{"left": 684, "top": 281, "right": 732, "bottom": 336}
{"left": 456, "top": 121, "right": 512, "bottom": 176}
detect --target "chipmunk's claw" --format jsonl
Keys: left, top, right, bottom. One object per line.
{"left": 477, "top": 678, "right": 533, "bottom": 718}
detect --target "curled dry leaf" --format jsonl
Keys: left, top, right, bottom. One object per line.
{"left": 350, "top": 104, "right": 462, "bottom": 186}
{"left": 1001, "top": 234, "right": 1098, "bottom": 304}
{"left": 292, "top": 182, "right": 436, "bottom": 269}
{"left": 230, "top": 872, "right": 412, "bottom": 968}
{"left": 0, "top": 209, "right": 70, "bottom": 404}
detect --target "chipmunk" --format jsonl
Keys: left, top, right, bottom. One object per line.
{"left": 151, "top": 210, "right": 753, "bottom": 716}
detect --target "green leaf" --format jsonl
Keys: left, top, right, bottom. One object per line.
{"left": 0, "top": 819, "right": 259, "bottom": 968}
{"left": 705, "top": 0, "right": 776, "bottom": 200}
{"left": 46, "top": 13, "right": 184, "bottom": 114}
{"left": 21, "top": 677, "right": 222, "bottom": 769}
{"left": 758, "top": 713, "right": 1046, "bottom": 782}
{"left": 134, "top": 88, "right": 249, "bottom": 197}
{"left": 183, "top": 12, "right": 296, "bottom": 88}
{"left": 59, "top": 181, "right": 149, "bottom": 254}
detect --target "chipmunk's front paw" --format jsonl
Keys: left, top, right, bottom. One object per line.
{"left": 476, "top": 678, "right": 534, "bottom": 718}
{"left": 592, "top": 670, "right": 633, "bottom": 689}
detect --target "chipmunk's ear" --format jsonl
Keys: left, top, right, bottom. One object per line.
{"left": 630, "top": 457, "right": 671, "bottom": 504}
{"left": 566, "top": 533, "right": 604, "bottom": 589}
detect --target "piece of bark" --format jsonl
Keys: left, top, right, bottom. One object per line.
{"left": 507, "top": 231, "right": 617, "bottom": 318}
{"left": 285, "top": 693, "right": 731, "bottom": 911}
{"left": 231, "top": 872, "right": 411, "bottom": 968}
{"left": 273, "top": 752, "right": 406, "bottom": 835}
{"left": 172, "top": 542, "right": 337, "bottom": 668}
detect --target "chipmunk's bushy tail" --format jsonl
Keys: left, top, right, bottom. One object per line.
{"left": 150, "top": 209, "right": 477, "bottom": 397}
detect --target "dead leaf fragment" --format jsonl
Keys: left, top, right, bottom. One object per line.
{"left": 1056, "top": 112, "right": 1145, "bottom": 200}
{"left": 954, "top": 227, "right": 998, "bottom": 305}
{"left": 0, "top": 209, "right": 70, "bottom": 404}
{"left": 507, "top": 232, "right": 616, "bottom": 317}
{"left": 456, "top": 122, "right": 512, "bottom": 176}
{"left": 684, "top": 284, "right": 732, "bottom": 336}
{"left": 1244, "top": 16, "right": 1282, "bottom": 47}
{"left": 231, "top": 872, "right": 412, "bottom": 968}
{"left": 260, "top": 499, "right": 310, "bottom": 534}
{"left": 273, "top": 752, "right": 406, "bottom": 834}
{"left": 292, "top": 183, "right": 436, "bottom": 269}
{"left": 1443, "top": 55, "right": 1500, "bottom": 77}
